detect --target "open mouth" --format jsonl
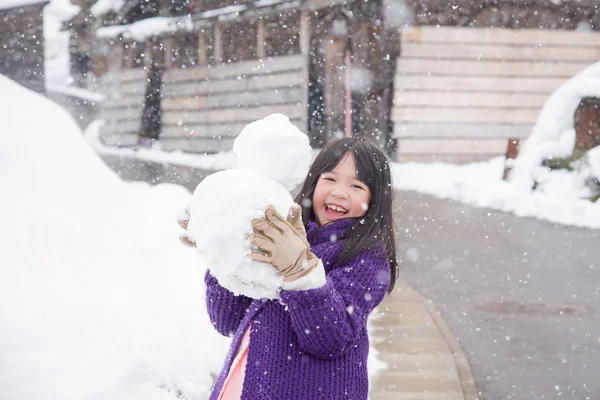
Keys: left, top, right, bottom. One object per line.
{"left": 324, "top": 204, "right": 348, "bottom": 219}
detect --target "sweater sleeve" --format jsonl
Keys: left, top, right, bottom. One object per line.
{"left": 204, "top": 270, "right": 253, "bottom": 337}
{"left": 279, "top": 248, "right": 391, "bottom": 359}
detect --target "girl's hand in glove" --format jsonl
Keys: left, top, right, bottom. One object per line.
{"left": 176, "top": 206, "right": 197, "bottom": 248}
{"left": 249, "top": 204, "right": 318, "bottom": 283}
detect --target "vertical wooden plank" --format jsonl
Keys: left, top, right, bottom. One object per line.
{"left": 198, "top": 31, "right": 207, "bottom": 65}
{"left": 144, "top": 40, "right": 152, "bottom": 69}
{"left": 257, "top": 18, "right": 266, "bottom": 59}
{"left": 164, "top": 36, "right": 173, "bottom": 69}
{"left": 323, "top": 36, "right": 345, "bottom": 136}
{"left": 107, "top": 44, "right": 123, "bottom": 71}
{"left": 215, "top": 23, "right": 223, "bottom": 64}
{"left": 126, "top": 42, "right": 133, "bottom": 69}
{"left": 299, "top": 11, "right": 310, "bottom": 132}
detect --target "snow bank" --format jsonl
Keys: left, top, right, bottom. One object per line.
{"left": 589, "top": 146, "right": 600, "bottom": 180}
{"left": 85, "top": 120, "right": 239, "bottom": 170}
{"left": 392, "top": 158, "right": 600, "bottom": 230}
{"left": 0, "top": 75, "right": 229, "bottom": 399}
{"left": 46, "top": 83, "right": 107, "bottom": 102}
{"left": 510, "top": 61, "right": 600, "bottom": 191}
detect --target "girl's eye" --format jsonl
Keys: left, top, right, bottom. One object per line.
{"left": 352, "top": 184, "right": 365, "bottom": 190}
{"left": 323, "top": 177, "right": 335, "bottom": 182}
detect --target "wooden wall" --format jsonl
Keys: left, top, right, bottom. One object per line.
{"left": 160, "top": 54, "right": 308, "bottom": 152}
{"left": 0, "top": 2, "right": 47, "bottom": 93}
{"left": 97, "top": 68, "right": 147, "bottom": 146}
{"left": 393, "top": 26, "right": 600, "bottom": 163}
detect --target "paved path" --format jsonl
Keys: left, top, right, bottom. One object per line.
{"left": 369, "top": 282, "right": 478, "bottom": 400}
{"left": 393, "top": 191, "right": 600, "bottom": 400}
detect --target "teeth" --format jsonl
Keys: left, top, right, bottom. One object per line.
{"left": 327, "top": 205, "right": 347, "bottom": 213}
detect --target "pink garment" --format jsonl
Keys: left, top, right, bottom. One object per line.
{"left": 218, "top": 327, "right": 251, "bottom": 400}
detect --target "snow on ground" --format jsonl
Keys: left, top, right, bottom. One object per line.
{"left": 85, "top": 120, "right": 239, "bottom": 170}
{"left": 87, "top": 121, "right": 600, "bottom": 231}
{"left": 589, "top": 146, "right": 600, "bottom": 179}
{"left": 0, "top": 75, "right": 231, "bottom": 399}
{"left": 391, "top": 157, "right": 600, "bottom": 230}
{"left": 46, "top": 83, "right": 107, "bottom": 103}
{"left": 85, "top": 120, "right": 319, "bottom": 171}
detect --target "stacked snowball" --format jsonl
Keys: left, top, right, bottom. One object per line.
{"left": 187, "top": 114, "right": 312, "bottom": 299}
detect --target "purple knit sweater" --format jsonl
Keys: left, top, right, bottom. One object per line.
{"left": 205, "top": 218, "right": 391, "bottom": 400}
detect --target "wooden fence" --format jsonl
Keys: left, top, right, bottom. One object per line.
{"left": 160, "top": 54, "right": 308, "bottom": 152}
{"left": 97, "top": 68, "right": 147, "bottom": 147}
{"left": 393, "top": 26, "right": 600, "bottom": 163}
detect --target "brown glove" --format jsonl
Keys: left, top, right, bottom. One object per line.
{"left": 177, "top": 206, "right": 197, "bottom": 248}
{"left": 249, "top": 204, "right": 319, "bottom": 283}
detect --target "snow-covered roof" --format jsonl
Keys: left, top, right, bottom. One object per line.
{"left": 96, "top": 15, "right": 193, "bottom": 41}
{"left": 0, "top": 0, "right": 48, "bottom": 11}
{"left": 190, "top": 0, "right": 299, "bottom": 22}
{"left": 90, "top": 0, "right": 125, "bottom": 17}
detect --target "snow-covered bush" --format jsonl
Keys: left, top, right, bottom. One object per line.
{"left": 509, "top": 61, "right": 600, "bottom": 202}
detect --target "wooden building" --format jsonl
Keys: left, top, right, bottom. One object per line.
{"left": 393, "top": 0, "right": 600, "bottom": 162}
{"left": 75, "top": 0, "right": 600, "bottom": 161}
{"left": 79, "top": 0, "right": 392, "bottom": 153}
{"left": 0, "top": 0, "right": 49, "bottom": 93}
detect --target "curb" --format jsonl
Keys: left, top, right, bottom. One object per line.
{"left": 419, "top": 290, "right": 479, "bottom": 400}
{"left": 369, "top": 282, "right": 479, "bottom": 400}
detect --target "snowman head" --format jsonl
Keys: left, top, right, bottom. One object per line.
{"left": 233, "top": 114, "right": 312, "bottom": 190}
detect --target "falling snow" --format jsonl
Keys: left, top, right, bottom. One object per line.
{"left": 1, "top": 0, "right": 600, "bottom": 399}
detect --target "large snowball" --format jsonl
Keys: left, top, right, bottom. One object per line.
{"left": 233, "top": 113, "right": 312, "bottom": 190}
{"left": 187, "top": 169, "right": 295, "bottom": 299}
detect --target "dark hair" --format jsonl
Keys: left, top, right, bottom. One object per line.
{"left": 294, "top": 137, "right": 398, "bottom": 295}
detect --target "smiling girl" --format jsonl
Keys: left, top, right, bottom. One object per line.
{"left": 192, "top": 137, "right": 398, "bottom": 400}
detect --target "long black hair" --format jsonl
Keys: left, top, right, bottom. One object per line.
{"left": 294, "top": 137, "right": 398, "bottom": 295}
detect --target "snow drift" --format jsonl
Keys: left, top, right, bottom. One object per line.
{"left": 0, "top": 74, "right": 229, "bottom": 400}
{"left": 510, "top": 61, "right": 600, "bottom": 191}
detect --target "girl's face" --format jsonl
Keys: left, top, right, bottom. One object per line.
{"left": 312, "top": 153, "right": 372, "bottom": 225}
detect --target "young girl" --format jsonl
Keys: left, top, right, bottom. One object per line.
{"left": 182, "top": 137, "right": 398, "bottom": 400}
